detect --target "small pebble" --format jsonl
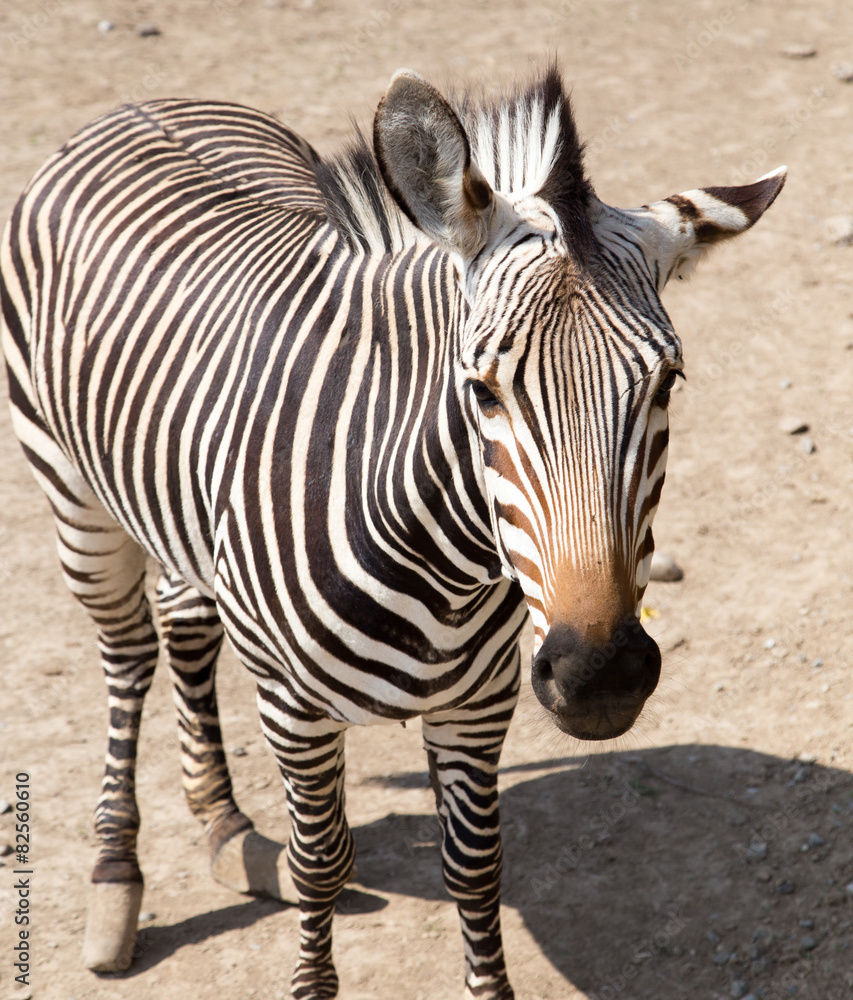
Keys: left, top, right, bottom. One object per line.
{"left": 730, "top": 981, "right": 749, "bottom": 999}
{"left": 800, "top": 935, "right": 818, "bottom": 952}
{"left": 780, "top": 43, "right": 817, "bottom": 58}
{"left": 833, "top": 62, "right": 853, "bottom": 82}
{"left": 799, "top": 436, "right": 816, "bottom": 455}
{"left": 812, "top": 658, "right": 824, "bottom": 668}
{"left": 807, "top": 832, "right": 824, "bottom": 848}
{"left": 707, "top": 930, "right": 721, "bottom": 945}
{"left": 764, "top": 638, "right": 776, "bottom": 650}
{"left": 845, "top": 881, "right": 853, "bottom": 897}
{"left": 0, "top": 798, "right": 11, "bottom": 814}
{"left": 138, "top": 910, "right": 156, "bottom": 922}
{"left": 799, "top": 919, "right": 814, "bottom": 929}
{"left": 97, "top": 19, "right": 114, "bottom": 33}
{"left": 230, "top": 746, "right": 248, "bottom": 757}
{"left": 823, "top": 214, "right": 853, "bottom": 246}
{"left": 778, "top": 378, "right": 792, "bottom": 389}
{"left": 649, "top": 551, "right": 684, "bottom": 582}
{"left": 756, "top": 869, "right": 773, "bottom": 883}
{"left": 747, "top": 842, "right": 768, "bottom": 862}
{"left": 778, "top": 879, "right": 795, "bottom": 895}
{"left": 778, "top": 416, "right": 809, "bottom": 435}
{"left": 138, "top": 21, "right": 161, "bottom": 36}
{"left": 713, "top": 950, "right": 730, "bottom": 965}
{"left": 0, "top": 843, "right": 13, "bottom": 857}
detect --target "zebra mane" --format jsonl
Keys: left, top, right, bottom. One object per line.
{"left": 314, "top": 66, "right": 595, "bottom": 258}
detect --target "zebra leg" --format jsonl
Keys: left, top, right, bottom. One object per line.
{"left": 5, "top": 364, "right": 157, "bottom": 970}
{"left": 155, "top": 567, "right": 296, "bottom": 901}
{"left": 48, "top": 508, "right": 159, "bottom": 972}
{"left": 261, "top": 711, "right": 353, "bottom": 999}
{"left": 422, "top": 654, "right": 521, "bottom": 1000}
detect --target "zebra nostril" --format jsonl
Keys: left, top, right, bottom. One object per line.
{"left": 536, "top": 658, "right": 553, "bottom": 683}
{"left": 531, "top": 654, "right": 559, "bottom": 709}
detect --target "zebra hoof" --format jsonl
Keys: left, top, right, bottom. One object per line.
{"left": 82, "top": 880, "right": 144, "bottom": 972}
{"left": 211, "top": 827, "right": 298, "bottom": 902}
{"left": 462, "top": 978, "right": 515, "bottom": 1000}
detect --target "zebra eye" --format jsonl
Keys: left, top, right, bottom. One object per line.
{"left": 470, "top": 380, "right": 499, "bottom": 407}
{"left": 654, "top": 369, "right": 683, "bottom": 406}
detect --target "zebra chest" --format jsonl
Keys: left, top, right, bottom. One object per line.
{"left": 211, "top": 498, "right": 525, "bottom": 721}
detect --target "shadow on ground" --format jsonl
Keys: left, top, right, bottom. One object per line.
{"left": 353, "top": 744, "right": 853, "bottom": 1000}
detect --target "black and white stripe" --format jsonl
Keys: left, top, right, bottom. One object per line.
{"left": 1, "top": 66, "right": 784, "bottom": 998}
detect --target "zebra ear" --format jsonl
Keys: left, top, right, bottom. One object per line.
{"left": 374, "top": 69, "right": 495, "bottom": 259}
{"left": 624, "top": 166, "right": 787, "bottom": 287}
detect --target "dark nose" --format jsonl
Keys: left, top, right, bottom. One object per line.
{"left": 531, "top": 617, "right": 661, "bottom": 740}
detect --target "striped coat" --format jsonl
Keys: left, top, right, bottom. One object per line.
{"left": 1, "top": 67, "right": 784, "bottom": 998}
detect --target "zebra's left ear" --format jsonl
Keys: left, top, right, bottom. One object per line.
{"left": 619, "top": 166, "right": 787, "bottom": 288}
{"left": 374, "top": 69, "right": 495, "bottom": 260}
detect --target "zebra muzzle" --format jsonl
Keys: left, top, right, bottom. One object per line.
{"left": 530, "top": 617, "right": 661, "bottom": 740}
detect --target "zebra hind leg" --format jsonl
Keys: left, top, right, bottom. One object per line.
{"left": 155, "top": 567, "right": 296, "bottom": 902}
{"left": 45, "top": 502, "right": 159, "bottom": 973}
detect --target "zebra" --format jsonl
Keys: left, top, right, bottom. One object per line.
{"left": 0, "top": 66, "right": 783, "bottom": 999}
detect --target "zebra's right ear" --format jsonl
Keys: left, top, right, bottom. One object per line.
{"left": 374, "top": 70, "right": 495, "bottom": 259}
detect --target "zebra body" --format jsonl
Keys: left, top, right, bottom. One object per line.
{"left": 1, "top": 68, "right": 783, "bottom": 998}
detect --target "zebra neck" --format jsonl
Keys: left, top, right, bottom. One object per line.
{"left": 349, "top": 245, "right": 503, "bottom": 597}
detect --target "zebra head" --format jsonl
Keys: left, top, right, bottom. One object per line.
{"left": 375, "top": 69, "right": 784, "bottom": 741}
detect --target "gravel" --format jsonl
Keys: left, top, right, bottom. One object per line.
{"left": 833, "top": 62, "right": 853, "bottom": 82}
{"left": 648, "top": 551, "right": 684, "bottom": 582}
{"left": 0, "top": 798, "right": 11, "bottom": 814}
{"left": 746, "top": 841, "right": 768, "bottom": 862}
{"left": 780, "top": 43, "right": 817, "bottom": 58}
{"left": 823, "top": 214, "right": 853, "bottom": 246}
{"left": 778, "top": 416, "right": 809, "bottom": 435}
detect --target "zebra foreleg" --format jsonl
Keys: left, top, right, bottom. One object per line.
{"left": 156, "top": 567, "right": 296, "bottom": 902}
{"left": 422, "top": 659, "right": 520, "bottom": 1000}
{"left": 264, "top": 719, "right": 353, "bottom": 999}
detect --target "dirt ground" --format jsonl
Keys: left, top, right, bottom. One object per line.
{"left": 1, "top": 1, "right": 852, "bottom": 998}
